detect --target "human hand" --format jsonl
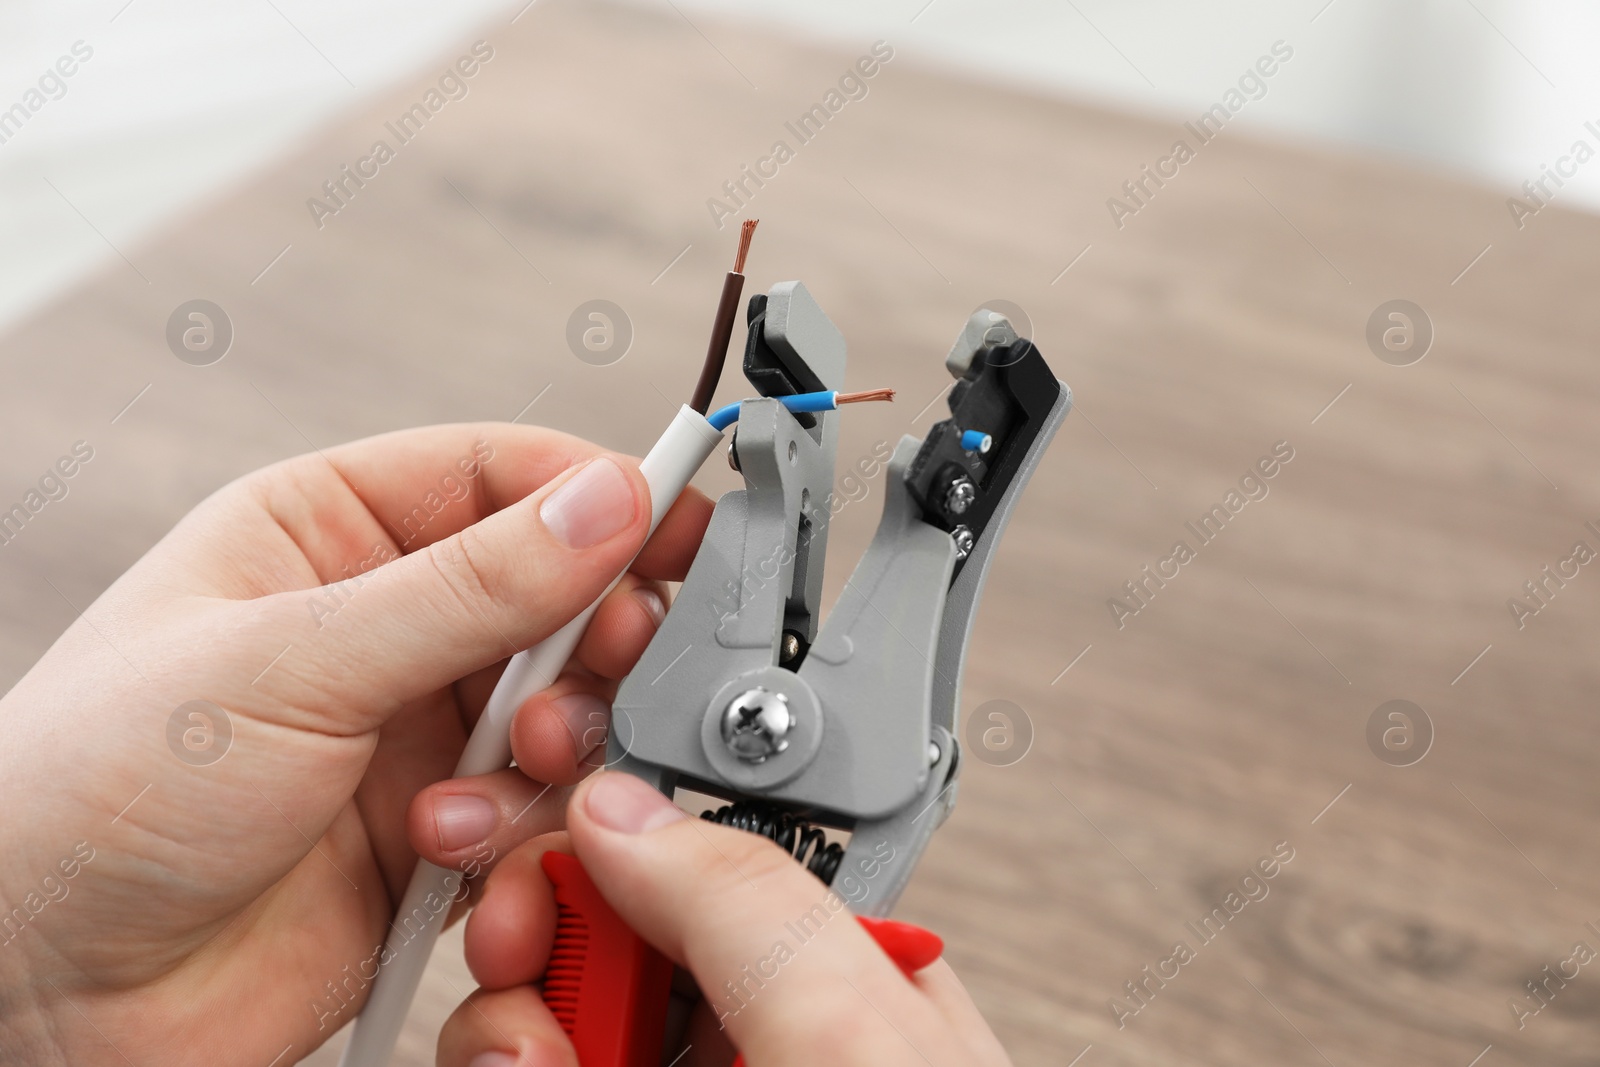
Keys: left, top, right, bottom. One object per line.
{"left": 0, "top": 423, "right": 712, "bottom": 1066}
{"left": 435, "top": 772, "right": 1014, "bottom": 1067}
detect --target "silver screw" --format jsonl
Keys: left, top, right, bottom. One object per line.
{"left": 721, "top": 687, "right": 793, "bottom": 763}
{"left": 780, "top": 632, "right": 801, "bottom": 662}
{"left": 951, "top": 525, "right": 975, "bottom": 559}
{"left": 945, "top": 476, "right": 977, "bottom": 515}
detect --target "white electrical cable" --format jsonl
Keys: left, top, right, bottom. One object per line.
{"left": 338, "top": 404, "right": 725, "bottom": 1067}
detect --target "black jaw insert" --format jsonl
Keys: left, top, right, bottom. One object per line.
{"left": 904, "top": 340, "right": 1060, "bottom": 574}
{"left": 742, "top": 293, "right": 820, "bottom": 428}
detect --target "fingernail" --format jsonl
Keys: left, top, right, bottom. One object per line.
{"left": 553, "top": 693, "right": 611, "bottom": 760}
{"left": 434, "top": 794, "right": 497, "bottom": 853}
{"left": 468, "top": 1053, "right": 521, "bottom": 1067}
{"left": 539, "top": 458, "right": 637, "bottom": 549}
{"left": 634, "top": 587, "right": 666, "bottom": 627}
{"left": 470, "top": 1046, "right": 566, "bottom": 1067}
{"left": 586, "top": 773, "right": 687, "bottom": 835}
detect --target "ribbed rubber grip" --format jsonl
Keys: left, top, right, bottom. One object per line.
{"left": 540, "top": 851, "right": 674, "bottom": 1067}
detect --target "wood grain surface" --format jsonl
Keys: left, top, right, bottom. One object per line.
{"left": 3, "top": 3, "right": 1598, "bottom": 1065}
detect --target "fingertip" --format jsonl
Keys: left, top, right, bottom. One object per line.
{"left": 464, "top": 836, "right": 566, "bottom": 989}
{"left": 407, "top": 783, "right": 499, "bottom": 864}
{"left": 432, "top": 793, "right": 498, "bottom": 854}
{"left": 406, "top": 772, "right": 568, "bottom": 872}
{"left": 438, "top": 985, "right": 578, "bottom": 1067}
{"left": 633, "top": 584, "right": 666, "bottom": 628}
{"left": 536, "top": 456, "right": 648, "bottom": 552}
{"left": 510, "top": 685, "right": 613, "bottom": 785}
{"left": 551, "top": 691, "right": 612, "bottom": 766}
{"left": 573, "top": 771, "right": 688, "bottom": 837}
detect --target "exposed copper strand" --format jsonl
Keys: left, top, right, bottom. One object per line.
{"left": 733, "top": 218, "right": 759, "bottom": 273}
{"left": 836, "top": 388, "right": 896, "bottom": 405}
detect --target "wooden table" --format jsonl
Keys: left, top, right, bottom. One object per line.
{"left": 4, "top": 3, "right": 1598, "bottom": 1064}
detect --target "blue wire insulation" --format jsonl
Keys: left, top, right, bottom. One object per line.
{"left": 706, "top": 391, "right": 840, "bottom": 431}
{"left": 960, "top": 429, "right": 993, "bottom": 453}
{"left": 780, "top": 390, "right": 840, "bottom": 415}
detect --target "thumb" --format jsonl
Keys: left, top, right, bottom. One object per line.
{"left": 567, "top": 772, "right": 940, "bottom": 1066}
{"left": 269, "top": 456, "right": 650, "bottom": 719}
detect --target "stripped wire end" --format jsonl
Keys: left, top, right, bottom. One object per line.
{"left": 706, "top": 388, "right": 896, "bottom": 431}
{"left": 836, "top": 388, "right": 896, "bottom": 405}
{"left": 733, "top": 218, "right": 759, "bottom": 274}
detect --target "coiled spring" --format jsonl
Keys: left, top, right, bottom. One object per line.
{"left": 701, "top": 800, "right": 844, "bottom": 885}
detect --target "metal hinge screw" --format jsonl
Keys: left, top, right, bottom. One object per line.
{"left": 721, "top": 687, "right": 793, "bottom": 763}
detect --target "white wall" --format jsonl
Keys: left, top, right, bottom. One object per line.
{"left": 0, "top": 0, "right": 518, "bottom": 330}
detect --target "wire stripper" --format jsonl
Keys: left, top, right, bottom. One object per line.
{"left": 542, "top": 280, "right": 1071, "bottom": 1064}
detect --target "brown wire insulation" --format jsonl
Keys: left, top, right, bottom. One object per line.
{"left": 690, "top": 219, "right": 759, "bottom": 414}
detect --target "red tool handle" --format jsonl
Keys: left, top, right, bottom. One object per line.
{"left": 540, "top": 851, "right": 944, "bottom": 1067}
{"left": 541, "top": 851, "right": 675, "bottom": 1067}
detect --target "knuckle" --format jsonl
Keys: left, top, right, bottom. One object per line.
{"left": 426, "top": 528, "right": 509, "bottom": 629}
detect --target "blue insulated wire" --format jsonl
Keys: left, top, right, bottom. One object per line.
{"left": 708, "top": 402, "right": 742, "bottom": 431}
{"left": 707, "top": 391, "right": 840, "bottom": 431}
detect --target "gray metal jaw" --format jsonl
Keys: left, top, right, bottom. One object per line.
{"left": 608, "top": 291, "right": 1071, "bottom": 917}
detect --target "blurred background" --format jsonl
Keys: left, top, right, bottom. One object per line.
{"left": 6, "top": 0, "right": 1600, "bottom": 335}
{"left": 3, "top": 1, "right": 1598, "bottom": 1064}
